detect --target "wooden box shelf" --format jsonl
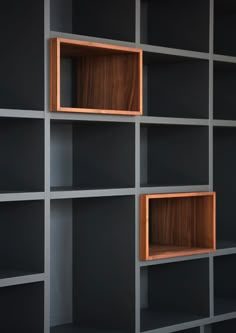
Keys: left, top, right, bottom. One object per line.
{"left": 140, "top": 192, "right": 216, "bottom": 260}
{"left": 50, "top": 38, "right": 142, "bottom": 115}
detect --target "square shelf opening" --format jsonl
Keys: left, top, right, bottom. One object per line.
{"left": 207, "top": 318, "right": 236, "bottom": 332}
{"left": 140, "top": 124, "right": 209, "bottom": 187}
{"left": 0, "top": 201, "right": 44, "bottom": 279}
{"left": 0, "top": 118, "right": 44, "bottom": 193}
{"left": 143, "top": 52, "right": 209, "bottom": 118}
{"left": 50, "top": 38, "right": 142, "bottom": 115}
{"left": 50, "top": 0, "right": 135, "bottom": 42}
{"left": 214, "top": 254, "right": 236, "bottom": 315}
{"left": 51, "top": 120, "right": 135, "bottom": 191}
{"left": 214, "top": 127, "right": 236, "bottom": 249}
{"left": 214, "top": 61, "right": 236, "bottom": 120}
{"left": 140, "top": 259, "right": 210, "bottom": 331}
{"left": 214, "top": 0, "right": 236, "bottom": 56}
{"left": 140, "top": 192, "right": 216, "bottom": 261}
{"left": 0, "top": 0, "right": 44, "bottom": 110}
{"left": 0, "top": 282, "right": 44, "bottom": 333}
{"left": 141, "top": 0, "right": 209, "bottom": 52}
{"left": 50, "top": 196, "right": 135, "bottom": 333}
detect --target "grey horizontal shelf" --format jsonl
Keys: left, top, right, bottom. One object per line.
{"left": 213, "top": 120, "right": 236, "bottom": 127}
{"left": 50, "top": 30, "right": 137, "bottom": 48}
{"left": 141, "top": 44, "right": 209, "bottom": 60}
{"left": 213, "top": 54, "right": 236, "bottom": 64}
{"left": 50, "top": 111, "right": 136, "bottom": 123}
{"left": 139, "top": 185, "right": 210, "bottom": 195}
{"left": 50, "top": 188, "right": 135, "bottom": 199}
{"left": 139, "top": 117, "right": 209, "bottom": 126}
{"left": 0, "top": 109, "right": 45, "bottom": 119}
{"left": 139, "top": 252, "right": 210, "bottom": 267}
{"left": 214, "top": 247, "right": 236, "bottom": 257}
{"left": 0, "top": 192, "right": 44, "bottom": 202}
{"left": 0, "top": 273, "right": 45, "bottom": 288}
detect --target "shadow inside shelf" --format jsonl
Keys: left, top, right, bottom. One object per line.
{"left": 0, "top": 269, "right": 37, "bottom": 279}
{"left": 150, "top": 245, "right": 211, "bottom": 259}
{"left": 216, "top": 240, "right": 236, "bottom": 250}
{"left": 51, "top": 324, "right": 125, "bottom": 333}
{"left": 214, "top": 297, "right": 236, "bottom": 315}
{"left": 141, "top": 309, "right": 204, "bottom": 332}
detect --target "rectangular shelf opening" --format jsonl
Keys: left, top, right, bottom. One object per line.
{"left": 51, "top": 120, "right": 135, "bottom": 191}
{"left": 50, "top": 196, "right": 135, "bottom": 333}
{"left": 0, "top": 201, "right": 44, "bottom": 279}
{"left": 140, "top": 192, "right": 216, "bottom": 261}
{"left": 140, "top": 259, "right": 210, "bottom": 331}
{"left": 0, "top": 282, "right": 44, "bottom": 333}
{"left": 0, "top": 0, "right": 44, "bottom": 111}
{"left": 140, "top": 124, "right": 209, "bottom": 187}
{"left": 143, "top": 52, "right": 209, "bottom": 118}
{"left": 50, "top": 38, "right": 142, "bottom": 115}
{"left": 141, "top": 0, "right": 209, "bottom": 52}
{"left": 214, "top": 0, "right": 236, "bottom": 56}
{"left": 0, "top": 118, "right": 44, "bottom": 193}
{"left": 214, "top": 127, "right": 236, "bottom": 250}
{"left": 50, "top": 0, "right": 135, "bottom": 42}
{"left": 214, "top": 61, "right": 236, "bottom": 120}
{"left": 207, "top": 318, "right": 236, "bottom": 332}
{"left": 214, "top": 254, "right": 236, "bottom": 315}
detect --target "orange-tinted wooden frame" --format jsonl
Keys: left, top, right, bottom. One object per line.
{"left": 50, "top": 38, "right": 143, "bottom": 115}
{"left": 140, "top": 192, "right": 216, "bottom": 260}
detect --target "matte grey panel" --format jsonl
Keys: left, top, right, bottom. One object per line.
{"left": 0, "top": 118, "right": 44, "bottom": 192}
{"left": 141, "top": 0, "right": 209, "bottom": 52}
{"left": 50, "top": 200, "right": 73, "bottom": 326}
{"left": 0, "top": 1, "right": 44, "bottom": 110}
{"left": 0, "top": 201, "right": 44, "bottom": 275}
{"left": 143, "top": 52, "right": 209, "bottom": 118}
{"left": 0, "top": 282, "right": 44, "bottom": 333}
{"left": 140, "top": 124, "right": 209, "bottom": 187}
{"left": 50, "top": 123, "right": 73, "bottom": 188}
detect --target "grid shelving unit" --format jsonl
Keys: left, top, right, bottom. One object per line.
{"left": 1, "top": 0, "right": 236, "bottom": 333}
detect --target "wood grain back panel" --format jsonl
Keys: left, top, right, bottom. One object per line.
{"left": 77, "top": 53, "right": 140, "bottom": 111}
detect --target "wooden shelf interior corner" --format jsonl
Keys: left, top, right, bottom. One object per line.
{"left": 50, "top": 38, "right": 142, "bottom": 115}
{"left": 140, "top": 192, "right": 216, "bottom": 260}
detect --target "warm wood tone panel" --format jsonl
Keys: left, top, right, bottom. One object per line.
{"left": 50, "top": 38, "right": 142, "bottom": 115}
{"left": 140, "top": 192, "right": 216, "bottom": 260}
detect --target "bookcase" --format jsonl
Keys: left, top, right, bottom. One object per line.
{"left": 1, "top": 0, "right": 236, "bottom": 333}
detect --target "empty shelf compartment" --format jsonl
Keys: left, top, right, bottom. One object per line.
{"left": 140, "top": 259, "right": 210, "bottom": 331}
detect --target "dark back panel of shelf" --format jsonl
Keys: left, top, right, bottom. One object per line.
{"left": 214, "top": 62, "right": 236, "bottom": 120}
{"left": 0, "top": 282, "right": 44, "bottom": 333}
{"left": 141, "top": 0, "right": 209, "bottom": 52}
{"left": 214, "top": 255, "right": 236, "bottom": 298}
{"left": 51, "top": 0, "right": 135, "bottom": 42}
{"left": 210, "top": 318, "right": 236, "bottom": 332}
{"left": 0, "top": 118, "right": 44, "bottom": 192}
{"left": 73, "top": 196, "right": 135, "bottom": 331}
{"left": 214, "top": 127, "right": 236, "bottom": 243}
{"left": 73, "top": 122, "right": 135, "bottom": 188}
{"left": 0, "top": 201, "right": 44, "bottom": 273}
{"left": 0, "top": 0, "right": 44, "bottom": 110}
{"left": 141, "top": 124, "right": 209, "bottom": 187}
{"left": 143, "top": 54, "right": 209, "bottom": 118}
{"left": 147, "top": 259, "right": 209, "bottom": 316}
{"left": 214, "top": 0, "right": 236, "bottom": 56}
